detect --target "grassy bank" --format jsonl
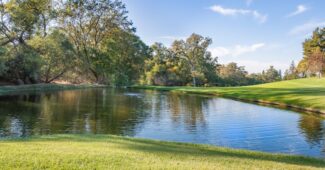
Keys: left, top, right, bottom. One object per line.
{"left": 0, "top": 135, "right": 324, "bottom": 169}
{"left": 134, "top": 78, "right": 325, "bottom": 114}
{"left": 0, "top": 83, "right": 106, "bottom": 96}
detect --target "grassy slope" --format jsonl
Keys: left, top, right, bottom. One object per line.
{"left": 135, "top": 78, "right": 325, "bottom": 113}
{"left": 0, "top": 135, "right": 325, "bottom": 170}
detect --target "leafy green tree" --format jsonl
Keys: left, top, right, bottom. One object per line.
{"left": 0, "top": 0, "right": 53, "bottom": 83}
{"left": 307, "top": 47, "right": 325, "bottom": 77}
{"left": 218, "top": 62, "right": 248, "bottom": 86}
{"left": 284, "top": 61, "right": 298, "bottom": 80}
{"left": 5, "top": 46, "right": 41, "bottom": 84}
{"left": 59, "top": 0, "right": 134, "bottom": 83}
{"left": 297, "top": 27, "right": 325, "bottom": 77}
{"left": 297, "top": 59, "right": 308, "bottom": 77}
{"left": 171, "top": 33, "right": 213, "bottom": 86}
{"left": 104, "top": 29, "right": 150, "bottom": 86}
{"left": 28, "top": 30, "right": 75, "bottom": 83}
{"left": 262, "top": 66, "right": 281, "bottom": 83}
{"left": 0, "top": 0, "right": 52, "bottom": 46}
{"left": 142, "top": 43, "right": 185, "bottom": 86}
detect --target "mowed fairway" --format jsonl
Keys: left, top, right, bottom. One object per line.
{"left": 0, "top": 135, "right": 325, "bottom": 170}
{"left": 135, "top": 78, "right": 325, "bottom": 114}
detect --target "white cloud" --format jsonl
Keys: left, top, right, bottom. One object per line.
{"left": 210, "top": 5, "right": 267, "bottom": 23}
{"left": 209, "top": 43, "right": 265, "bottom": 57}
{"left": 286, "top": 5, "right": 308, "bottom": 18}
{"left": 289, "top": 21, "right": 325, "bottom": 35}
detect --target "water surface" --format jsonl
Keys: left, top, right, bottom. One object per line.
{"left": 0, "top": 88, "right": 324, "bottom": 157}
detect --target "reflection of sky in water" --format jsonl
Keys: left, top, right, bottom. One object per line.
{"left": 0, "top": 88, "right": 324, "bottom": 158}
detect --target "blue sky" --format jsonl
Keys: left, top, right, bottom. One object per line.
{"left": 123, "top": 0, "right": 325, "bottom": 73}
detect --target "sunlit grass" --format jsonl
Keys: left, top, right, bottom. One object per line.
{"left": 0, "top": 134, "right": 324, "bottom": 169}
{"left": 134, "top": 78, "right": 325, "bottom": 113}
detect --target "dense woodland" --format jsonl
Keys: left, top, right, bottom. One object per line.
{"left": 0, "top": 0, "right": 323, "bottom": 87}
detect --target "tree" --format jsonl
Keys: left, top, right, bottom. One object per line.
{"left": 0, "top": 0, "right": 54, "bottom": 83}
{"left": 103, "top": 29, "right": 150, "bottom": 86}
{"left": 142, "top": 43, "right": 187, "bottom": 86}
{"left": 297, "top": 59, "right": 309, "bottom": 77}
{"left": 0, "top": 0, "right": 52, "bottom": 46}
{"left": 59, "top": 0, "right": 134, "bottom": 83}
{"left": 171, "top": 33, "right": 213, "bottom": 86}
{"left": 28, "top": 30, "right": 75, "bottom": 83}
{"left": 218, "top": 62, "right": 248, "bottom": 86}
{"left": 303, "top": 28, "right": 325, "bottom": 57}
{"left": 284, "top": 61, "right": 298, "bottom": 80}
{"left": 297, "top": 27, "right": 325, "bottom": 78}
{"left": 307, "top": 47, "right": 325, "bottom": 78}
{"left": 262, "top": 66, "right": 281, "bottom": 83}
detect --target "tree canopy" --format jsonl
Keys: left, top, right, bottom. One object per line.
{"left": 0, "top": 0, "right": 299, "bottom": 87}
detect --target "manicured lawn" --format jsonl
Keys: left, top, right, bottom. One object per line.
{"left": 134, "top": 78, "right": 325, "bottom": 114}
{"left": 0, "top": 135, "right": 324, "bottom": 169}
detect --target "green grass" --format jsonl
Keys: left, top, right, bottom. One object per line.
{"left": 0, "top": 83, "right": 106, "bottom": 96}
{"left": 0, "top": 134, "right": 324, "bottom": 170}
{"left": 134, "top": 78, "right": 325, "bottom": 114}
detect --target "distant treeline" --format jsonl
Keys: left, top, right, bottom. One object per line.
{"left": 0, "top": 0, "right": 322, "bottom": 87}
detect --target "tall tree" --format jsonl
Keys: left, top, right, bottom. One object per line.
{"left": 307, "top": 47, "right": 325, "bottom": 77}
{"left": 28, "top": 30, "right": 75, "bottom": 83}
{"left": 104, "top": 28, "right": 150, "bottom": 86}
{"left": 298, "top": 27, "right": 325, "bottom": 77}
{"left": 171, "top": 33, "right": 213, "bottom": 86}
{"left": 262, "top": 66, "right": 281, "bottom": 83}
{"left": 0, "top": 0, "right": 54, "bottom": 83}
{"left": 59, "top": 0, "right": 134, "bottom": 83}
{"left": 218, "top": 62, "right": 248, "bottom": 86}
{"left": 284, "top": 61, "right": 298, "bottom": 80}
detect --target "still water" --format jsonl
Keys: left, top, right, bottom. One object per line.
{"left": 0, "top": 88, "right": 324, "bottom": 157}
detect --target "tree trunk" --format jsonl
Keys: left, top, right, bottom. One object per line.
{"left": 89, "top": 68, "right": 99, "bottom": 83}
{"left": 190, "top": 64, "right": 196, "bottom": 87}
{"left": 192, "top": 76, "right": 196, "bottom": 87}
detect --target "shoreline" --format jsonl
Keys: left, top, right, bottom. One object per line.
{"left": 0, "top": 82, "right": 324, "bottom": 115}
{"left": 0, "top": 83, "right": 107, "bottom": 96}
{"left": 132, "top": 85, "right": 325, "bottom": 116}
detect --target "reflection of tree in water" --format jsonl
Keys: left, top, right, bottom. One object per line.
{"left": 0, "top": 89, "right": 150, "bottom": 137}
{"left": 298, "top": 115, "right": 325, "bottom": 146}
{"left": 166, "top": 93, "right": 208, "bottom": 131}
{"left": 0, "top": 94, "right": 41, "bottom": 137}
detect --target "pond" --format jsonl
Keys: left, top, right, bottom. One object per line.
{"left": 0, "top": 88, "right": 324, "bottom": 158}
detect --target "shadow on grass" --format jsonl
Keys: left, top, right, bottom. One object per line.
{"left": 4, "top": 134, "right": 325, "bottom": 168}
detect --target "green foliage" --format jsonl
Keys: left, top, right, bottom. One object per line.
{"left": 297, "top": 27, "right": 325, "bottom": 78}
{"left": 0, "top": 0, "right": 148, "bottom": 85}
{"left": 28, "top": 30, "right": 75, "bottom": 83}
{"left": 262, "top": 66, "right": 282, "bottom": 82}
{"left": 5, "top": 46, "right": 41, "bottom": 83}
{"left": 59, "top": 0, "right": 134, "bottom": 83}
{"left": 143, "top": 43, "right": 190, "bottom": 86}
{"left": 103, "top": 29, "right": 150, "bottom": 86}
{"left": 0, "top": 47, "right": 8, "bottom": 76}
{"left": 284, "top": 61, "right": 299, "bottom": 80}
{"left": 219, "top": 62, "right": 248, "bottom": 86}
{"left": 143, "top": 34, "right": 219, "bottom": 86}
{"left": 171, "top": 33, "right": 215, "bottom": 86}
